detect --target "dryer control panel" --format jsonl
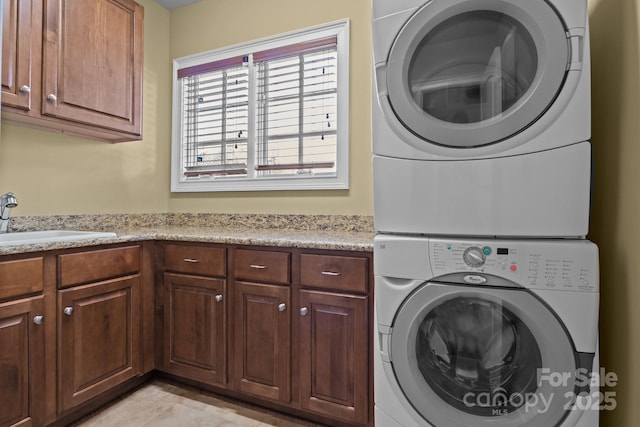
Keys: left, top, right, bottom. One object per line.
{"left": 429, "top": 238, "right": 599, "bottom": 292}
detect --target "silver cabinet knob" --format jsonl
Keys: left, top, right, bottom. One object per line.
{"left": 215, "top": 294, "right": 223, "bottom": 302}
{"left": 33, "top": 315, "right": 44, "bottom": 325}
{"left": 19, "top": 85, "right": 31, "bottom": 93}
{"left": 63, "top": 306, "right": 74, "bottom": 316}
{"left": 47, "top": 94, "right": 57, "bottom": 102}
{"left": 278, "top": 303, "right": 287, "bottom": 312}
{"left": 300, "top": 307, "right": 309, "bottom": 316}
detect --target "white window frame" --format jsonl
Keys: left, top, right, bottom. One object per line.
{"left": 171, "top": 19, "right": 350, "bottom": 192}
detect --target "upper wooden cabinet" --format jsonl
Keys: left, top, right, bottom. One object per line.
{"left": 1, "top": 0, "right": 34, "bottom": 111}
{"left": 1, "top": 0, "right": 144, "bottom": 142}
{"left": 42, "top": 0, "right": 143, "bottom": 136}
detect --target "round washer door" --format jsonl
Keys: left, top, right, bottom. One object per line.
{"left": 390, "top": 282, "right": 577, "bottom": 427}
{"left": 386, "top": 0, "right": 569, "bottom": 148}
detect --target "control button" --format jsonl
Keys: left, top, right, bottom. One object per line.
{"left": 483, "top": 246, "right": 492, "bottom": 256}
{"left": 510, "top": 264, "right": 518, "bottom": 272}
{"left": 463, "top": 247, "right": 486, "bottom": 268}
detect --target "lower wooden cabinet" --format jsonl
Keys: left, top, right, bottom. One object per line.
{"left": 299, "top": 290, "right": 369, "bottom": 424}
{"left": 233, "top": 281, "right": 291, "bottom": 402}
{"left": 0, "top": 295, "right": 45, "bottom": 427}
{"left": 58, "top": 274, "right": 141, "bottom": 412}
{"left": 0, "top": 241, "right": 371, "bottom": 427}
{"left": 161, "top": 272, "right": 226, "bottom": 386}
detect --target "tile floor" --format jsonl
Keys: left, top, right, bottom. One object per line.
{"left": 72, "top": 380, "right": 324, "bottom": 427}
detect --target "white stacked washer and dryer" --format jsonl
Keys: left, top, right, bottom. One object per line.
{"left": 371, "top": 0, "right": 600, "bottom": 426}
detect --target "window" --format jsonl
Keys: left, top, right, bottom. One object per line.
{"left": 171, "top": 20, "right": 349, "bottom": 192}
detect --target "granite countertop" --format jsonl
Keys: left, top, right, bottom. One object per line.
{"left": 0, "top": 214, "right": 375, "bottom": 255}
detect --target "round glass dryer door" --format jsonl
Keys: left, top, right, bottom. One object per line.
{"left": 386, "top": 0, "right": 569, "bottom": 148}
{"left": 390, "top": 282, "right": 578, "bottom": 427}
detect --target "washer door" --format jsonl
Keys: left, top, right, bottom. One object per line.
{"left": 385, "top": 0, "right": 569, "bottom": 148}
{"left": 390, "top": 282, "right": 577, "bottom": 427}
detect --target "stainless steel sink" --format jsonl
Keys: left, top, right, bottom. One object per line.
{"left": 0, "top": 230, "right": 117, "bottom": 246}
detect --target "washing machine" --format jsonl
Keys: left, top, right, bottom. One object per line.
{"left": 371, "top": 0, "right": 592, "bottom": 237}
{"left": 374, "top": 235, "right": 600, "bottom": 426}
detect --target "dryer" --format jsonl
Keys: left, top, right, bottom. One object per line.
{"left": 371, "top": 0, "right": 592, "bottom": 237}
{"left": 374, "top": 235, "right": 600, "bottom": 427}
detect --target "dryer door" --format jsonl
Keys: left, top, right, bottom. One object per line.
{"left": 385, "top": 0, "right": 569, "bottom": 148}
{"left": 389, "top": 282, "right": 578, "bottom": 427}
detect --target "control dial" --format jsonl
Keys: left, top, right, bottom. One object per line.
{"left": 463, "top": 246, "right": 486, "bottom": 268}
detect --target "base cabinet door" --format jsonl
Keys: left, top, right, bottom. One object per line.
{"left": 58, "top": 275, "right": 140, "bottom": 413}
{"left": 162, "top": 273, "right": 226, "bottom": 386}
{"left": 0, "top": 296, "right": 45, "bottom": 427}
{"left": 234, "top": 281, "right": 291, "bottom": 403}
{"left": 299, "top": 290, "right": 369, "bottom": 425}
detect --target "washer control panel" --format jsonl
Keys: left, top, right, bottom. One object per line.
{"left": 430, "top": 239, "right": 599, "bottom": 292}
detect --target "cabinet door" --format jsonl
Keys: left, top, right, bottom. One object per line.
{"left": 234, "top": 281, "right": 290, "bottom": 402}
{"left": 42, "top": 0, "right": 143, "bottom": 135}
{"left": 58, "top": 275, "right": 140, "bottom": 412}
{"left": 299, "top": 290, "right": 369, "bottom": 424}
{"left": 1, "top": 0, "right": 33, "bottom": 110}
{"left": 162, "top": 273, "right": 226, "bottom": 386}
{"left": 0, "top": 296, "right": 45, "bottom": 427}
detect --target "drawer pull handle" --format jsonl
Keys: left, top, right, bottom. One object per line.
{"left": 278, "top": 303, "right": 287, "bottom": 312}
{"left": 63, "top": 307, "right": 74, "bottom": 316}
{"left": 33, "top": 315, "right": 44, "bottom": 325}
{"left": 300, "top": 307, "right": 309, "bottom": 316}
{"left": 183, "top": 258, "right": 200, "bottom": 263}
{"left": 321, "top": 271, "right": 341, "bottom": 276}
{"left": 215, "top": 294, "right": 223, "bottom": 303}
{"left": 250, "top": 264, "right": 268, "bottom": 270}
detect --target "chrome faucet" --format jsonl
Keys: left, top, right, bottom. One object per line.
{"left": 0, "top": 192, "right": 18, "bottom": 233}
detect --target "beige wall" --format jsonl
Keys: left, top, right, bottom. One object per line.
{"left": 0, "top": 0, "right": 372, "bottom": 217}
{"left": 589, "top": 0, "right": 640, "bottom": 426}
{"left": 167, "top": 0, "right": 373, "bottom": 215}
{"left": 0, "top": 0, "right": 172, "bottom": 215}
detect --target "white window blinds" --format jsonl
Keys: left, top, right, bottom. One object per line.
{"left": 255, "top": 38, "right": 338, "bottom": 176}
{"left": 180, "top": 57, "right": 249, "bottom": 177}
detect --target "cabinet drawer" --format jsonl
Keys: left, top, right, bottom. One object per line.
{"left": 58, "top": 246, "right": 140, "bottom": 288}
{"left": 234, "top": 249, "right": 290, "bottom": 284}
{"left": 299, "top": 254, "right": 368, "bottom": 292}
{"left": 164, "top": 245, "right": 226, "bottom": 277}
{"left": 0, "top": 257, "right": 44, "bottom": 300}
